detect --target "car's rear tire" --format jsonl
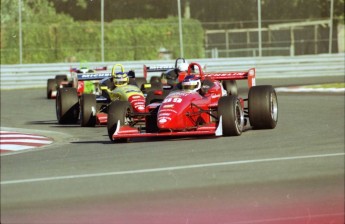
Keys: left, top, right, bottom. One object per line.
{"left": 223, "top": 80, "right": 238, "bottom": 95}
{"left": 55, "top": 75, "right": 68, "bottom": 88}
{"left": 107, "top": 101, "right": 131, "bottom": 142}
{"left": 56, "top": 88, "right": 79, "bottom": 124}
{"left": 47, "top": 78, "right": 56, "bottom": 99}
{"left": 248, "top": 85, "right": 278, "bottom": 129}
{"left": 80, "top": 94, "right": 97, "bottom": 127}
{"left": 218, "top": 95, "right": 244, "bottom": 136}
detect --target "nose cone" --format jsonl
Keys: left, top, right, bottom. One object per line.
{"left": 157, "top": 113, "right": 177, "bottom": 129}
{"left": 157, "top": 103, "right": 184, "bottom": 130}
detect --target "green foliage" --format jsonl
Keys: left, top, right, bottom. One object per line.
{"left": 1, "top": 18, "right": 204, "bottom": 64}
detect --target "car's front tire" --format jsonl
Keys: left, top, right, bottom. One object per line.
{"left": 47, "top": 78, "right": 56, "bottom": 99}
{"left": 56, "top": 87, "right": 79, "bottom": 124}
{"left": 80, "top": 94, "right": 97, "bottom": 127}
{"left": 248, "top": 85, "right": 278, "bottom": 129}
{"left": 218, "top": 95, "right": 244, "bottom": 136}
{"left": 107, "top": 101, "right": 132, "bottom": 142}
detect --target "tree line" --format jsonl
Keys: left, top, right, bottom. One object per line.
{"left": 2, "top": 0, "right": 344, "bottom": 27}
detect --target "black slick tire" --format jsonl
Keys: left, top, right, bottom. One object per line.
{"left": 47, "top": 78, "right": 56, "bottom": 99}
{"left": 56, "top": 87, "right": 79, "bottom": 124}
{"left": 218, "top": 95, "right": 244, "bottom": 136}
{"left": 107, "top": 101, "right": 131, "bottom": 142}
{"left": 80, "top": 94, "right": 97, "bottom": 127}
{"left": 55, "top": 75, "right": 68, "bottom": 88}
{"left": 248, "top": 85, "right": 278, "bottom": 129}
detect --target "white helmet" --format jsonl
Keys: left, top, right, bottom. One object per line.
{"left": 79, "top": 67, "right": 89, "bottom": 73}
{"left": 177, "top": 62, "right": 189, "bottom": 72}
{"left": 181, "top": 75, "right": 201, "bottom": 92}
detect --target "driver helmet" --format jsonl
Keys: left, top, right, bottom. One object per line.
{"left": 165, "top": 69, "right": 179, "bottom": 86}
{"left": 113, "top": 72, "right": 129, "bottom": 87}
{"left": 177, "top": 62, "right": 189, "bottom": 72}
{"left": 79, "top": 66, "right": 89, "bottom": 73}
{"left": 181, "top": 75, "right": 201, "bottom": 92}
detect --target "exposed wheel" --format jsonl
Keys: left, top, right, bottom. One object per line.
{"left": 47, "top": 78, "right": 56, "bottom": 99}
{"left": 222, "top": 80, "right": 238, "bottom": 95}
{"left": 145, "top": 107, "right": 159, "bottom": 133}
{"left": 248, "top": 85, "right": 278, "bottom": 129}
{"left": 55, "top": 75, "right": 68, "bottom": 88}
{"left": 218, "top": 95, "right": 244, "bottom": 136}
{"left": 107, "top": 101, "right": 132, "bottom": 142}
{"left": 56, "top": 87, "right": 79, "bottom": 124}
{"left": 80, "top": 94, "right": 97, "bottom": 127}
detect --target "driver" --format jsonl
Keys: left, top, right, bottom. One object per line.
{"left": 113, "top": 72, "right": 129, "bottom": 87}
{"left": 76, "top": 66, "right": 94, "bottom": 73}
{"left": 160, "top": 62, "right": 190, "bottom": 88}
{"left": 177, "top": 62, "right": 189, "bottom": 73}
{"left": 176, "top": 62, "right": 189, "bottom": 82}
{"left": 181, "top": 74, "right": 201, "bottom": 92}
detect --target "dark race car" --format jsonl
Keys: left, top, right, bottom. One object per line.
{"left": 107, "top": 62, "right": 278, "bottom": 142}
{"left": 56, "top": 64, "right": 146, "bottom": 127}
{"left": 46, "top": 65, "right": 107, "bottom": 99}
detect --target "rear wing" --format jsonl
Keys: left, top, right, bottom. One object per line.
{"left": 143, "top": 58, "right": 189, "bottom": 80}
{"left": 70, "top": 66, "right": 108, "bottom": 73}
{"left": 94, "top": 66, "right": 107, "bottom": 71}
{"left": 143, "top": 65, "right": 175, "bottom": 80}
{"left": 77, "top": 73, "right": 112, "bottom": 81}
{"left": 188, "top": 62, "right": 256, "bottom": 88}
{"left": 204, "top": 69, "right": 256, "bottom": 88}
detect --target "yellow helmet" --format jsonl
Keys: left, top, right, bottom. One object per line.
{"left": 112, "top": 64, "right": 129, "bottom": 87}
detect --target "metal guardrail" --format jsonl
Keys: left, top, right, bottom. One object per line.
{"left": 1, "top": 53, "right": 344, "bottom": 89}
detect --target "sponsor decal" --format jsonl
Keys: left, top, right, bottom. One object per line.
{"left": 204, "top": 72, "right": 246, "bottom": 77}
{"left": 159, "top": 118, "right": 167, "bottom": 123}
{"left": 159, "top": 108, "right": 178, "bottom": 114}
{"left": 211, "top": 94, "right": 221, "bottom": 99}
{"left": 169, "top": 92, "right": 190, "bottom": 97}
{"left": 163, "top": 104, "right": 174, "bottom": 108}
{"left": 159, "top": 113, "right": 172, "bottom": 117}
{"left": 158, "top": 116, "right": 172, "bottom": 123}
{"left": 147, "top": 65, "right": 174, "bottom": 72}
{"left": 163, "top": 97, "right": 182, "bottom": 103}
{"left": 78, "top": 73, "right": 111, "bottom": 79}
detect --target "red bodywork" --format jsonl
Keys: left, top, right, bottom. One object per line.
{"left": 96, "top": 91, "right": 146, "bottom": 126}
{"left": 111, "top": 62, "right": 255, "bottom": 140}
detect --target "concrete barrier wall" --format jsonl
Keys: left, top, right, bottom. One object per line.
{"left": 1, "top": 53, "right": 344, "bottom": 89}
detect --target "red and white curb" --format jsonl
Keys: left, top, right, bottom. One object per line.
{"left": 0, "top": 131, "right": 53, "bottom": 154}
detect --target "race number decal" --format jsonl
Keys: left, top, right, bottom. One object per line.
{"left": 163, "top": 97, "right": 182, "bottom": 103}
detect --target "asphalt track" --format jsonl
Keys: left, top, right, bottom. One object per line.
{"left": 1, "top": 76, "right": 344, "bottom": 224}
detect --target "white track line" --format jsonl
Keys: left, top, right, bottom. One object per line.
{"left": 1, "top": 152, "right": 343, "bottom": 185}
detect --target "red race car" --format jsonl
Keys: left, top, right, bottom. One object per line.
{"left": 107, "top": 62, "right": 278, "bottom": 142}
{"left": 47, "top": 65, "right": 108, "bottom": 99}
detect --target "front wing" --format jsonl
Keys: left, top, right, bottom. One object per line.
{"left": 111, "top": 117, "right": 224, "bottom": 140}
